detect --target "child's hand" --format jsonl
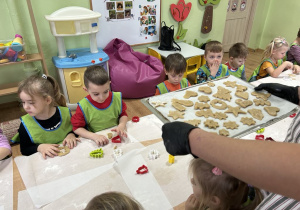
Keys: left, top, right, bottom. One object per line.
{"left": 111, "top": 124, "right": 127, "bottom": 138}
{"left": 63, "top": 133, "right": 81, "bottom": 149}
{"left": 283, "top": 61, "right": 293, "bottom": 69}
{"left": 37, "top": 144, "right": 60, "bottom": 159}
{"left": 91, "top": 134, "right": 109, "bottom": 146}
{"left": 185, "top": 194, "right": 200, "bottom": 210}
{"left": 293, "top": 65, "right": 300, "bottom": 74}
{"left": 209, "top": 61, "right": 219, "bottom": 77}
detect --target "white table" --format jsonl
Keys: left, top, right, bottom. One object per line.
{"left": 148, "top": 42, "right": 205, "bottom": 59}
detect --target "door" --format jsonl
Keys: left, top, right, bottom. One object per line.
{"left": 222, "top": 0, "right": 258, "bottom": 52}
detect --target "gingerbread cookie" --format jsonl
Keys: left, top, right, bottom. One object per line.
{"left": 207, "top": 82, "right": 215, "bottom": 87}
{"left": 225, "top": 105, "right": 246, "bottom": 117}
{"left": 198, "top": 95, "right": 210, "bottom": 102}
{"left": 57, "top": 146, "right": 70, "bottom": 156}
{"left": 240, "top": 117, "right": 256, "bottom": 126}
{"left": 223, "top": 81, "right": 236, "bottom": 88}
{"left": 151, "top": 101, "right": 167, "bottom": 108}
{"left": 235, "top": 91, "right": 249, "bottom": 100}
{"left": 253, "top": 99, "right": 271, "bottom": 106}
{"left": 195, "top": 109, "right": 214, "bottom": 118}
{"left": 198, "top": 86, "right": 212, "bottom": 94}
{"left": 213, "top": 86, "right": 232, "bottom": 101}
{"left": 235, "top": 99, "right": 253, "bottom": 108}
{"left": 172, "top": 99, "right": 194, "bottom": 107}
{"left": 248, "top": 108, "right": 264, "bottom": 120}
{"left": 251, "top": 91, "right": 271, "bottom": 100}
{"left": 213, "top": 112, "right": 228, "bottom": 120}
{"left": 172, "top": 102, "right": 186, "bottom": 111}
{"left": 168, "top": 110, "right": 185, "bottom": 120}
{"left": 194, "top": 102, "right": 210, "bottom": 110}
{"left": 264, "top": 106, "right": 280, "bottom": 116}
{"left": 210, "top": 99, "right": 228, "bottom": 110}
{"left": 184, "top": 119, "right": 201, "bottom": 126}
{"left": 223, "top": 121, "right": 239, "bottom": 129}
{"left": 219, "top": 129, "right": 229, "bottom": 136}
{"left": 204, "top": 119, "right": 219, "bottom": 129}
{"left": 236, "top": 84, "right": 248, "bottom": 92}
{"left": 107, "top": 133, "right": 113, "bottom": 139}
{"left": 183, "top": 90, "right": 198, "bottom": 99}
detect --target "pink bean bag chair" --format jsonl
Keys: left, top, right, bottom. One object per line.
{"left": 104, "top": 38, "right": 165, "bottom": 98}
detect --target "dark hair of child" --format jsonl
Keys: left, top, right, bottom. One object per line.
{"left": 205, "top": 40, "right": 223, "bottom": 55}
{"left": 84, "top": 192, "right": 143, "bottom": 210}
{"left": 84, "top": 66, "right": 109, "bottom": 88}
{"left": 229, "top": 42, "right": 248, "bottom": 59}
{"left": 297, "top": 28, "right": 300, "bottom": 38}
{"left": 165, "top": 53, "right": 187, "bottom": 75}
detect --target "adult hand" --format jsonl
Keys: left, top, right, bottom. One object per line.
{"left": 254, "top": 83, "right": 299, "bottom": 105}
{"left": 162, "top": 121, "right": 197, "bottom": 156}
{"left": 37, "top": 144, "right": 60, "bottom": 159}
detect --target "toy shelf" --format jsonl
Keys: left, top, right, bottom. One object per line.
{"left": 0, "top": 82, "right": 19, "bottom": 96}
{"left": 0, "top": 53, "right": 42, "bottom": 67}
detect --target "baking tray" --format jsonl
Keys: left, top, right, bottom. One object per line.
{"left": 141, "top": 75, "right": 299, "bottom": 138}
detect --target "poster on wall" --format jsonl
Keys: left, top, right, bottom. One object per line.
{"left": 91, "top": 0, "right": 161, "bottom": 48}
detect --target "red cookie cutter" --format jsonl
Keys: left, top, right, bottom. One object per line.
{"left": 290, "top": 113, "right": 297, "bottom": 118}
{"left": 132, "top": 116, "right": 139, "bottom": 123}
{"left": 136, "top": 165, "right": 148, "bottom": 174}
{"left": 112, "top": 135, "right": 121, "bottom": 143}
{"left": 265, "top": 137, "right": 275, "bottom": 141}
{"left": 255, "top": 135, "right": 264, "bottom": 140}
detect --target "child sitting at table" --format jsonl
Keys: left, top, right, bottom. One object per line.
{"left": 185, "top": 158, "right": 263, "bottom": 210}
{"left": 85, "top": 191, "right": 143, "bottom": 210}
{"left": 248, "top": 37, "right": 295, "bottom": 82}
{"left": 12, "top": 75, "right": 79, "bottom": 159}
{"left": 196, "top": 41, "right": 229, "bottom": 84}
{"left": 224, "top": 42, "right": 248, "bottom": 81}
{"left": 287, "top": 28, "right": 300, "bottom": 66}
{"left": 0, "top": 128, "right": 11, "bottom": 160}
{"left": 71, "top": 66, "right": 128, "bottom": 146}
{"left": 155, "top": 53, "right": 191, "bottom": 95}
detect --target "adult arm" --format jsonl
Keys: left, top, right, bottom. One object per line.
{"left": 188, "top": 129, "right": 300, "bottom": 201}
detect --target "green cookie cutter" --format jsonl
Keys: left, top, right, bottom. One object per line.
{"left": 90, "top": 148, "right": 104, "bottom": 158}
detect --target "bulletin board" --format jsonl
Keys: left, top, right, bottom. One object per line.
{"left": 90, "top": 0, "right": 161, "bottom": 48}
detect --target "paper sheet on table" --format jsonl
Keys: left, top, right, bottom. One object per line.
{"left": 0, "top": 158, "right": 13, "bottom": 210}
{"left": 251, "top": 70, "right": 300, "bottom": 87}
{"left": 15, "top": 135, "right": 144, "bottom": 207}
{"left": 241, "top": 116, "right": 294, "bottom": 142}
{"left": 146, "top": 75, "right": 298, "bottom": 137}
{"left": 127, "top": 114, "right": 163, "bottom": 142}
{"left": 116, "top": 141, "right": 193, "bottom": 209}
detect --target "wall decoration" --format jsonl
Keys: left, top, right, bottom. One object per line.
{"left": 227, "top": 0, "right": 231, "bottom": 12}
{"left": 201, "top": 5, "right": 213, "bottom": 34}
{"left": 170, "top": 0, "right": 192, "bottom": 41}
{"left": 198, "top": 0, "right": 220, "bottom": 6}
{"left": 240, "top": 0, "right": 246, "bottom": 11}
{"left": 91, "top": 0, "right": 161, "bottom": 48}
{"left": 231, "top": 0, "right": 238, "bottom": 12}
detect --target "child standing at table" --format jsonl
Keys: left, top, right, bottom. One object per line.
{"left": 196, "top": 41, "right": 229, "bottom": 84}
{"left": 71, "top": 66, "right": 128, "bottom": 146}
{"left": 185, "top": 158, "right": 263, "bottom": 210}
{"left": 13, "top": 75, "right": 79, "bottom": 159}
{"left": 224, "top": 43, "right": 248, "bottom": 81}
{"left": 155, "top": 53, "right": 191, "bottom": 95}
{"left": 248, "top": 37, "right": 294, "bottom": 82}
{"left": 85, "top": 191, "right": 143, "bottom": 210}
{"left": 0, "top": 129, "right": 11, "bottom": 160}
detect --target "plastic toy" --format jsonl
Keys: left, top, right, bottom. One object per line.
{"left": 168, "top": 154, "right": 175, "bottom": 164}
{"left": 136, "top": 165, "right": 148, "bottom": 174}
{"left": 112, "top": 135, "right": 122, "bottom": 143}
{"left": 113, "top": 148, "right": 123, "bottom": 160}
{"left": 265, "top": 137, "right": 274, "bottom": 141}
{"left": 256, "top": 128, "right": 265, "bottom": 134}
{"left": 132, "top": 116, "right": 140, "bottom": 123}
{"left": 90, "top": 148, "right": 104, "bottom": 158}
{"left": 148, "top": 149, "right": 160, "bottom": 160}
{"left": 255, "top": 135, "right": 264, "bottom": 140}
{"left": 290, "top": 113, "right": 297, "bottom": 118}
{"left": 11, "top": 34, "right": 23, "bottom": 52}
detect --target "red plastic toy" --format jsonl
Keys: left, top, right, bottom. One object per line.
{"left": 132, "top": 116, "right": 139, "bottom": 123}
{"left": 136, "top": 165, "right": 148, "bottom": 174}
{"left": 290, "top": 113, "right": 297, "bottom": 118}
{"left": 112, "top": 135, "right": 121, "bottom": 143}
{"left": 91, "top": 60, "right": 95, "bottom": 63}
{"left": 255, "top": 135, "right": 264, "bottom": 140}
{"left": 99, "top": 58, "right": 103, "bottom": 61}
